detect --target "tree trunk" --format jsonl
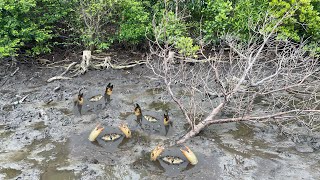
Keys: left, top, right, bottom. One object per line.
{"left": 177, "top": 102, "right": 225, "bottom": 144}
{"left": 81, "top": 50, "right": 91, "bottom": 73}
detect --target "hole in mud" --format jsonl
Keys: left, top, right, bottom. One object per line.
{"left": 58, "top": 108, "right": 72, "bottom": 116}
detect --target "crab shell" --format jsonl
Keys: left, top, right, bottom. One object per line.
{"left": 162, "top": 156, "right": 184, "bottom": 165}
{"left": 119, "top": 123, "right": 131, "bottom": 138}
{"left": 144, "top": 115, "right": 158, "bottom": 122}
{"left": 88, "top": 124, "right": 104, "bottom": 142}
{"left": 89, "top": 94, "right": 103, "bottom": 102}
{"left": 180, "top": 145, "right": 198, "bottom": 165}
{"left": 102, "top": 133, "right": 122, "bottom": 141}
{"left": 150, "top": 145, "right": 165, "bottom": 161}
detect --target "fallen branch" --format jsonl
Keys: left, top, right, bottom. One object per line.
{"left": 47, "top": 76, "right": 73, "bottom": 82}
{"left": 47, "top": 62, "right": 77, "bottom": 82}
{"left": 177, "top": 109, "right": 320, "bottom": 144}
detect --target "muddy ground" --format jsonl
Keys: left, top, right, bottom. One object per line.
{"left": 0, "top": 52, "right": 319, "bottom": 180}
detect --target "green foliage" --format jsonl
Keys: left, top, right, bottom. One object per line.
{"left": 269, "top": 0, "right": 320, "bottom": 42}
{"left": 201, "top": 0, "right": 268, "bottom": 43}
{"left": 304, "top": 42, "right": 320, "bottom": 57}
{"left": 1, "top": 0, "right": 320, "bottom": 58}
{"left": 202, "top": 0, "right": 233, "bottom": 42}
{"left": 117, "top": 0, "right": 151, "bottom": 44}
{"left": 0, "top": 0, "right": 71, "bottom": 57}
{"left": 152, "top": 10, "right": 188, "bottom": 44}
{"left": 69, "top": 0, "right": 115, "bottom": 51}
{"left": 175, "top": 37, "right": 199, "bottom": 57}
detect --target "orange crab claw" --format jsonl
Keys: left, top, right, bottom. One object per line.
{"left": 150, "top": 144, "right": 165, "bottom": 161}
{"left": 118, "top": 123, "right": 132, "bottom": 138}
{"left": 180, "top": 145, "right": 198, "bottom": 165}
{"left": 163, "top": 113, "right": 170, "bottom": 126}
{"left": 106, "top": 84, "right": 113, "bottom": 95}
{"left": 88, "top": 124, "right": 104, "bottom": 142}
{"left": 134, "top": 104, "right": 142, "bottom": 116}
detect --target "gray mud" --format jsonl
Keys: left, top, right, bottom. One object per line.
{"left": 0, "top": 55, "right": 319, "bottom": 179}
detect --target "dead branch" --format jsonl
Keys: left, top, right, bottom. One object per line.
{"left": 147, "top": 9, "right": 320, "bottom": 144}
{"left": 47, "top": 62, "right": 77, "bottom": 82}
{"left": 47, "top": 50, "right": 147, "bottom": 82}
{"left": 177, "top": 109, "right": 320, "bottom": 143}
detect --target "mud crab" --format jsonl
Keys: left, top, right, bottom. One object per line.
{"left": 88, "top": 83, "right": 113, "bottom": 102}
{"left": 88, "top": 123, "right": 132, "bottom": 142}
{"left": 150, "top": 144, "right": 198, "bottom": 165}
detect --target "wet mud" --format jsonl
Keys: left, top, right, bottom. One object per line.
{"left": 0, "top": 55, "right": 319, "bottom": 179}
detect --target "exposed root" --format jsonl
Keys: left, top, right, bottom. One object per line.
{"left": 47, "top": 50, "right": 146, "bottom": 82}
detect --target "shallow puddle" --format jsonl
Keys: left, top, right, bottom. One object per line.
{"left": 39, "top": 141, "right": 77, "bottom": 180}
{"left": 0, "top": 168, "right": 22, "bottom": 179}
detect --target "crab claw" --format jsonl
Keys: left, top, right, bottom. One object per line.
{"left": 134, "top": 104, "right": 142, "bottom": 116}
{"left": 88, "top": 124, "right": 104, "bottom": 142}
{"left": 180, "top": 145, "right": 198, "bottom": 165}
{"left": 118, "top": 123, "right": 131, "bottom": 138}
{"left": 163, "top": 113, "right": 170, "bottom": 126}
{"left": 106, "top": 83, "right": 113, "bottom": 96}
{"left": 150, "top": 144, "right": 165, "bottom": 161}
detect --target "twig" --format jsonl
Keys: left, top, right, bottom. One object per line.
{"left": 47, "top": 76, "right": 72, "bottom": 83}
{"left": 10, "top": 67, "right": 19, "bottom": 77}
{"left": 47, "top": 62, "right": 77, "bottom": 82}
{"left": 11, "top": 94, "right": 29, "bottom": 105}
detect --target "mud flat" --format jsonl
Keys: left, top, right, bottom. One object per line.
{"left": 0, "top": 57, "right": 319, "bottom": 179}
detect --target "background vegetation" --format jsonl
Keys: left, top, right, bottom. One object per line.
{"left": 1, "top": 0, "right": 320, "bottom": 58}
